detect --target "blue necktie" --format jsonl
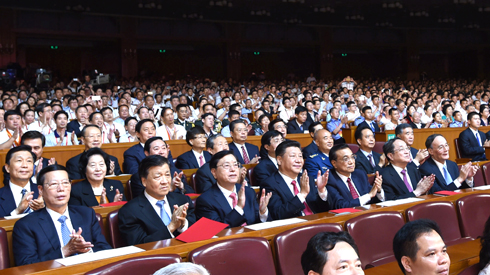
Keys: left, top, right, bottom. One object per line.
{"left": 33, "top": 164, "right": 37, "bottom": 177}
{"left": 476, "top": 133, "right": 482, "bottom": 146}
{"left": 370, "top": 122, "right": 375, "bottom": 132}
{"left": 300, "top": 125, "right": 303, "bottom": 132}
{"left": 21, "top": 189, "right": 31, "bottom": 214}
{"left": 156, "top": 200, "right": 171, "bottom": 226}
{"left": 443, "top": 165, "right": 453, "bottom": 185}
{"left": 58, "top": 215, "right": 71, "bottom": 246}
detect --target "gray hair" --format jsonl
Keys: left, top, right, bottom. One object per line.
{"left": 206, "top": 134, "right": 224, "bottom": 150}
{"left": 153, "top": 263, "right": 210, "bottom": 275}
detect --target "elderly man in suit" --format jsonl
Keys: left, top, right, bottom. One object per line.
{"left": 420, "top": 134, "right": 478, "bottom": 192}
{"left": 65, "top": 125, "right": 122, "bottom": 180}
{"left": 228, "top": 119, "right": 260, "bottom": 165}
{"left": 459, "top": 112, "right": 490, "bottom": 161}
{"left": 175, "top": 126, "right": 212, "bottom": 170}
{"left": 302, "top": 122, "right": 324, "bottom": 158}
{"left": 354, "top": 126, "right": 386, "bottom": 174}
{"left": 260, "top": 140, "right": 330, "bottom": 220}
{"left": 304, "top": 129, "right": 334, "bottom": 181}
{"left": 395, "top": 124, "right": 429, "bottom": 168}
{"left": 195, "top": 151, "right": 272, "bottom": 228}
{"left": 12, "top": 165, "right": 111, "bottom": 266}
{"left": 195, "top": 134, "right": 230, "bottom": 193}
{"left": 327, "top": 143, "right": 384, "bottom": 209}
{"left": 123, "top": 119, "right": 156, "bottom": 175}
{"left": 380, "top": 138, "right": 435, "bottom": 201}
{"left": 118, "top": 155, "right": 196, "bottom": 245}
{"left": 252, "top": 131, "right": 284, "bottom": 186}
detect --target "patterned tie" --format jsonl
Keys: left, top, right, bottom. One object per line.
{"left": 21, "top": 189, "right": 31, "bottom": 214}
{"left": 443, "top": 165, "right": 453, "bottom": 185}
{"left": 199, "top": 155, "right": 204, "bottom": 167}
{"left": 370, "top": 122, "right": 376, "bottom": 132}
{"left": 476, "top": 132, "right": 482, "bottom": 146}
{"left": 347, "top": 178, "right": 359, "bottom": 199}
{"left": 58, "top": 215, "right": 71, "bottom": 246}
{"left": 241, "top": 146, "right": 250, "bottom": 164}
{"left": 367, "top": 154, "right": 375, "bottom": 168}
{"left": 291, "top": 180, "right": 313, "bottom": 215}
{"left": 156, "top": 200, "right": 171, "bottom": 226}
{"left": 400, "top": 169, "right": 413, "bottom": 192}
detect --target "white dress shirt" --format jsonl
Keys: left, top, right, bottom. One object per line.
{"left": 469, "top": 128, "right": 482, "bottom": 146}
{"left": 432, "top": 159, "right": 473, "bottom": 188}
{"left": 46, "top": 207, "right": 75, "bottom": 256}
{"left": 9, "top": 181, "right": 31, "bottom": 216}
{"left": 334, "top": 171, "right": 385, "bottom": 206}
{"left": 268, "top": 155, "right": 278, "bottom": 168}
{"left": 144, "top": 190, "right": 188, "bottom": 236}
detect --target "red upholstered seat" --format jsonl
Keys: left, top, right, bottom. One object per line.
{"left": 457, "top": 264, "right": 481, "bottom": 275}
{"left": 188, "top": 237, "right": 275, "bottom": 275}
{"left": 248, "top": 167, "right": 256, "bottom": 186}
{"left": 191, "top": 173, "right": 197, "bottom": 193}
{"left": 126, "top": 179, "right": 133, "bottom": 201}
{"left": 406, "top": 201, "right": 472, "bottom": 246}
{"left": 84, "top": 254, "right": 181, "bottom": 275}
{"left": 0, "top": 227, "right": 9, "bottom": 270}
{"left": 455, "top": 138, "right": 462, "bottom": 159}
{"left": 95, "top": 213, "right": 106, "bottom": 240}
{"left": 372, "top": 141, "right": 385, "bottom": 154}
{"left": 347, "top": 143, "right": 359, "bottom": 153}
{"left": 273, "top": 223, "right": 343, "bottom": 275}
{"left": 482, "top": 162, "right": 490, "bottom": 185}
{"left": 345, "top": 211, "right": 405, "bottom": 269}
{"left": 107, "top": 210, "right": 127, "bottom": 248}
{"left": 457, "top": 193, "right": 490, "bottom": 238}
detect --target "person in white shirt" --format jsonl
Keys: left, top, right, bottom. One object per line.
{"left": 45, "top": 111, "right": 79, "bottom": 147}
{"left": 279, "top": 97, "right": 295, "bottom": 123}
{"left": 66, "top": 97, "right": 78, "bottom": 121}
{"left": 421, "top": 105, "right": 433, "bottom": 125}
{"left": 119, "top": 117, "right": 138, "bottom": 143}
{"left": 0, "top": 110, "right": 23, "bottom": 149}
{"left": 89, "top": 111, "right": 116, "bottom": 144}
{"left": 384, "top": 108, "right": 401, "bottom": 131}
{"left": 144, "top": 95, "right": 162, "bottom": 122}
{"left": 113, "top": 104, "right": 130, "bottom": 127}
{"left": 345, "top": 101, "right": 360, "bottom": 122}
{"left": 100, "top": 107, "right": 125, "bottom": 140}
{"left": 156, "top": 108, "right": 186, "bottom": 140}
{"left": 27, "top": 103, "right": 55, "bottom": 136}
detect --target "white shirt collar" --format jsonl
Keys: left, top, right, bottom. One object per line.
{"left": 392, "top": 164, "right": 407, "bottom": 174}
{"left": 335, "top": 170, "right": 351, "bottom": 183}
{"left": 46, "top": 206, "right": 70, "bottom": 224}
{"left": 144, "top": 189, "right": 166, "bottom": 206}
{"left": 192, "top": 149, "right": 204, "bottom": 159}
{"left": 432, "top": 158, "right": 447, "bottom": 170}
{"left": 278, "top": 170, "right": 297, "bottom": 185}
{"left": 216, "top": 183, "right": 236, "bottom": 198}
{"left": 268, "top": 155, "right": 278, "bottom": 168}
{"left": 359, "top": 148, "right": 373, "bottom": 159}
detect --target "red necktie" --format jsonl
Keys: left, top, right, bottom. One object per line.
{"left": 347, "top": 178, "right": 359, "bottom": 200}
{"left": 230, "top": 193, "right": 237, "bottom": 208}
{"left": 241, "top": 146, "right": 250, "bottom": 164}
{"left": 291, "top": 180, "right": 314, "bottom": 215}
{"left": 199, "top": 155, "right": 204, "bottom": 167}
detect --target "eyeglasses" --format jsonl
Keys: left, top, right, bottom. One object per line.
{"left": 217, "top": 162, "right": 240, "bottom": 170}
{"left": 394, "top": 147, "right": 411, "bottom": 153}
{"left": 338, "top": 155, "right": 357, "bottom": 162}
{"left": 45, "top": 181, "right": 71, "bottom": 190}
{"left": 235, "top": 128, "right": 248, "bottom": 133}
{"left": 272, "top": 138, "right": 285, "bottom": 143}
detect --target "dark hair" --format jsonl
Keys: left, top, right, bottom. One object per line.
{"left": 301, "top": 231, "right": 360, "bottom": 275}
{"left": 269, "top": 118, "right": 286, "bottom": 131}
{"left": 176, "top": 104, "right": 187, "bottom": 112}
{"left": 68, "top": 96, "right": 78, "bottom": 104}
{"left": 124, "top": 117, "right": 137, "bottom": 127}
{"left": 80, "top": 147, "right": 110, "bottom": 177}
{"left": 432, "top": 112, "right": 440, "bottom": 120}
{"left": 14, "top": 102, "right": 29, "bottom": 114}
{"left": 261, "top": 130, "right": 282, "bottom": 147}
{"left": 35, "top": 103, "right": 49, "bottom": 116}
{"left": 144, "top": 136, "right": 165, "bottom": 153}
{"left": 209, "top": 150, "right": 236, "bottom": 170}
{"left": 480, "top": 216, "right": 490, "bottom": 269}
{"left": 81, "top": 124, "right": 101, "bottom": 138}
{"left": 389, "top": 108, "right": 398, "bottom": 116}
{"left": 229, "top": 103, "right": 241, "bottom": 112}
{"left": 135, "top": 119, "right": 155, "bottom": 133}
{"left": 467, "top": 111, "right": 480, "bottom": 122}
{"left": 201, "top": 113, "right": 216, "bottom": 121}
{"left": 21, "top": 130, "right": 46, "bottom": 147}
{"left": 361, "top": 105, "right": 372, "bottom": 114}
{"left": 329, "top": 143, "right": 350, "bottom": 161}
{"left": 295, "top": 106, "right": 307, "bottom": 115}
{"left": 393, "top": 219, "right": 443, "bottom": 274}
{"left": 395, "top": 123, "right": 413, "bottom": 136}
{"left": 136, "top": 106, "right": 149, "bottom": 115}
{"left": 75, "top": 105, "right": 88, "bottom": 114}
{"left": 383, "top": 137, "right": 402, "bottom": 161}
{"left": 275, "top": 140, "right": 301, "bottom": 158}
{"left": 425, "top": 134, "right": 444, "bottom": 150}
{"left": 186, "top": 126, "right": 206, "bottom": 146}
{"left": 228, "top": 110, "right": 240, "bottom": 120}
{"left": 354, "top": 126, "right": 373, "bottom": 145}
{"left": 54, "top": 110, "right": 68, "bottom": 121}
{"left": 89, "top": 111, "right": 102, "bottom": 122}
{"left": 4, "top": 110, "right": 21, "bottom": 121}
{"left": 5, "top": 145, "right": 37, "bottom": 165}
{"left": 100, "top": 107, "right": 113, "bottom": 115}
{"left": 229, "top": 119, "right": 245, "bottom": 133}
{"left": 37, "top": 164, "right": 68, "bottom": 186}
{"left": 139, "top": 155, "right": 170, "bottom": 180}
{"left": 206, "top": 134, "right": 224, "bottom": 150}
{"left": 308, "top": 121, "right": 323, "bottom": 134}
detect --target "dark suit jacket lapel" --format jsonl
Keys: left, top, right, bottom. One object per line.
{"left": 211, "top": 185, "right": 233, "bottom": 213}
{"left": 30, "top": 182, "right": 39, "bottom": 199}
{"left": 136, "top": 145, "right": 146, "bottom": 162}
{"left": 275, "top": 173, "right": 295, "bottom": 201}
{"left": 351, "top": 172, "right": 366, "bottom": 195}
{"left": 0, "top": 185, "right": 16, "bottom": 215}
{"left": 408, "top": 166, "right": 419, "bottom": 190}
{"left": 388, "top": 165, "right": 411, "bottom": 193}
{"left": 373, "top": 152, "right": 380, "bottom": 165}
{"left": 332, "top": 170, "right": 351, "bottom": 195}
{"left": 427, "top": 158, "right": 446, "bottom": 185}
{"left": 230, "top": 143, "right": 245, "bottom": 164}
{"left": 103, "top": 180, "right": 117, "bottom": 203}
{"left": 187, "top": 151, "right": 199, "bottom": 168}
{"left": 81, "top": 181, "right": 100, "bottom": 206}
{"left": 138, "top": 195, "right": 165, "bottom": 228}
{"left": 38, "top": 209, "right": 62, "bottom": 251}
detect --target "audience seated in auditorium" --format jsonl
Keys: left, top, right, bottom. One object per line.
{"left": 393, "top": 219, "right": 450, "bottom": 275}
{"left": 13, "top": 164, "right": 111, "bottom": 266}
{"left": 69, "top": 148, "right": 125, "bottom": 207}
{"left": 196, "top": 150, "right": 272, "bottom": 227}
{"left": 65, "top": 125, "right": 122, "bottom": 180}
{"left": 302, "top": 122, "right": 324, "bottom": 158}
{"left": 380, "top": 138, "right": 435, "bottom": 200}
{"left": 228, "top": 119, "right": 260, "bottom": 164}
{"left": 123, "top": 119, "right": 156, "bottom": 174}
{"left": 252, "top": 131, "right": 284, "bottom": 186}
{"left": 156, "top": 108, "right": 187, "bottom": 140}
{"left": 220, "top": 110, "right": 241, "bottom": 138}
{"left": 0, "top": 110, "right": 23, "bottom": 150}
{"left": 384, "top": 108, "right": 401, "bottom": 131}
{"left": 118, "top": 155, "right": 196, "bottom": 245}
{"left": 459, "top": 112, "right": 490, "bottom": 161}
{"left": 354, "top": 127, "right": 386, "bottom": 174}
{"left": 327, "top": 144, "right": 384, "bottom": 209}
{"left": 45, "top": 111, "right": 78, "bottom": 147}
{"left": 260, "top": 140, "right": 329, "bottom": 220}
{"left": 301, "top": 231, "right": 364, "bottom": 275}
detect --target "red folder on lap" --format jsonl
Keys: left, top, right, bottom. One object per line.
{"left": 99, "top": 201, "right": 127, "bottom": 207}
{"left": 176, "top": 217, "right": 228, "bottom": 243}
{"left": 330, "top": 208, "right": 362, "bottom": 214}
{"left": 434, "top": 191, "right": 461, "bottom": 196}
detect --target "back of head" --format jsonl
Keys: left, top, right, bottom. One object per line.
{"left": 153, "top": 262, "right": 210, "bottom": 275}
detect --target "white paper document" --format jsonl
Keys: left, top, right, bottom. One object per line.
{"left": 376, "top": 197, "right": 424, "bottom": 207}
{"left": 3, "top": 213, "right": 27, "bottom": 220}
{"left": 55, "top": 246, "right": 145, "bottom": 266}
{"left": 473, "top": 185, "right": 490, "bottom": 190}
{"left": 244, "top": 217, "right": 306, "bottom": 231}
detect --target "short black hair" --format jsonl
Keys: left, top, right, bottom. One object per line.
{"left": 54, "top": 110, "right": 68, "bottom": 121}
{"left": 5, "top": 145, "right": 36, "bottom": 165}
{"left": 21, "top": 130, "right": 46, "bottom": 147}
{"left": 100, "top": 107, "right": 113, "bottom": 115}
{"left": 79, "top": 147, "right": 110, "bottom": 177}
{"left": 361, "top": 105, "right": 372, "bottom": 114}
{"left": 261, "top": 130, "right": 282, "bottom": 147}
{"left": 395, "top": 123, "right": 413, "bottom": 136}
{"left": 186, "top": 126, "right": 206, "bottom": 146}
{"left": 144, "top": 136, "right": 165, "bottom": 153}
{"left": 393, "top": 219, "right": 444, "bottom": 274}
{"left": 201, "top": 112, "right": 215, "bottom": 121}
{"left": 308, "top": 121, "right": 322, "bottom": 134}
{"left": 81, "top": 124, "right": 101, "bottom": 137}
{"left": 329, "top": 143, "right": 350, "bottom": 161}
{"left": 269, "top": 118, "right": 286, "bottom": 131}
{"left": 139, "top": 155, "right": 170, "bottom": 180}
{"left": 137, "top": 106, "right": 149, "bottom": 115}
{"left": 229, "top": 119, "right": 245, "bottom": 133}
{"left": 135, "top": 119, "right": 155, "bottom": 133}
{"left": 295, "top": 106, "right": 307, "bottom": 115}
{"left": 37, "top": 164, "right": 68, "bottom": 186}
{"left": 354, "top": 126, "right": 373, "bottom": 145}
{"left": 75, "top": 105, "right": 88, "bottom": 114}
{"left": 383, "top": 137, "right": 402, "bottom": 160}
{"left": 229, "top": 103, "right": 241, "bottom": 112}
{"left": 389, "top": 108, "right": 398, "bottom": 116}
{"left": 425, "top": 133, "right": 444, "bottom": 150}
{"left": 206, "top": 134, "right": 224, "bottom": 150}
{"left": 228, "top": 110, "right": 240, "bottom": 120}
{"left": 209, "top": 150, "right": 236, "bottom": 170}
{"left": 89, "top": 111, "right": 102, "bottom": 122}
{"left": 4, "top": 110, "right": 21, "bottom": 121}
{"left": 176, "top": 104, "right": 187, "bottom": 112}
{"left": 301, "top": 231, "right": 360, "bottom": 275}
{"left": 275, "top": 140, "right": 301, "bottom": 158}
{"left": 35, "top": 103, "right": 49, "bottom": 116}
{"left": 467, "top": 111, "right": 480, "bottom": 122}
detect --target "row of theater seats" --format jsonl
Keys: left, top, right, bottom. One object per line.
{"left": 61, "top": 192, "right": 490, "bottom": 275}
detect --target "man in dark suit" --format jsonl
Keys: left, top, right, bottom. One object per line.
{"left": 287, "top": 106, "right": 310, "bottom": 134}
{"left": 357, "top": 106, "right": 380, "bottom": 133}
{"left": 66, "top": 105, "right": 88, "bottom": 138}
{"left": 252, "top": 131, "right": 284, "bottom": 187}
{"left": 228, "top": 119, "right": 260, "bottom": 165}
{"left": 195, "top": 134, "right": 230, "bottom": 193}
{"left": 175, "top": 126, "right": 212, "bottom": 170}
{"left": 0, "top": 145, "right": 44, "bottom": 217}
{"left": 304, "top": 129, "right": 334, "bottom": 181}
{"left": 118, "top": 155, "right": 196, "bottom": 245}
{"left": 123, "top": 119, "right": 156, "bottom": 175}
{"left": 420, "top": 134, "right": 479, "bottom": 192}
{"left": 260, "top": 140, "right": 330, "bottom": 220}
{"left": 13, "top": 164, "right": 111, "bottom": 266}
{"left": 380, "top": 137, "right": 435, "bottom": 201}
{"left": 66, "top": 125, "right": 122, "bottom": 180}
{"left": 327, "top": 144, "right": 384, "bottom": 209}
{"left": 354, "top": 126, "right": 386, "bottom": 174}
{"left": 395, "top": 124, "right": 429, "bottom": 167}
{"left": 196, "top": 151, "right": 272, "bottom": 227}
{"left": 130, "top": 137, "right": 194, "bottom": 198}
{"left": 305, "top": 100, "right": 318, "bottom": 126}
{"left": 302, "top": 122, "right": 324, "bottom": 158}
{"left": 409, "top": 111, "right": 426, "bottom": 129}
{"left": 459, "top": 112, "right": 489, "bottom": 161}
